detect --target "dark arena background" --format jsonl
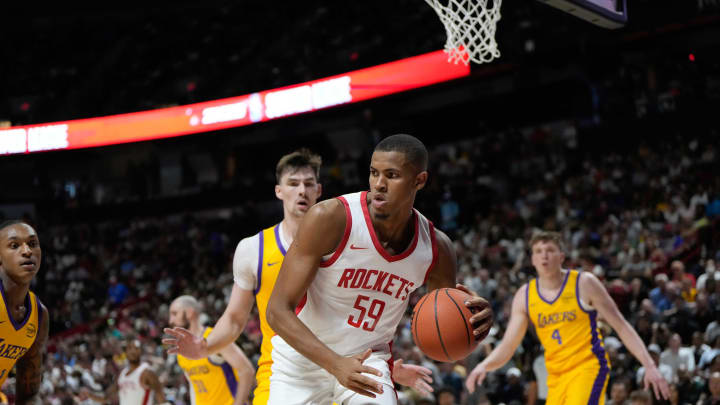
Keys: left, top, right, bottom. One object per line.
{"left": 2, "top": 1, "right": 720, "bottom": 404}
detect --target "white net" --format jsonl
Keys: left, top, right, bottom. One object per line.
{"left": 424, "top": 0, "right": 502, "bottom": 65}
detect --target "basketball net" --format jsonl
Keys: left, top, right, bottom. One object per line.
{"left": 424, "top": 0, "right": 502, "bottom": 65}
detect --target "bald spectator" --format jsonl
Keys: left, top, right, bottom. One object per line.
{"left": 670, "top": 260, "right": 695, "bottom": 287}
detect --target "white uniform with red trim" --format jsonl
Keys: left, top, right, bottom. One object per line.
{"left": 269, "top": 191, "right": 437, "bottom": 405}
{"left": 118, "top": 362, "right": 154, "bottom": 405}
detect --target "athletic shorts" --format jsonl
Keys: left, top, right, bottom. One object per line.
{"left": 546, "top": 364, "right": 609, "bottom": 405}
{"left": 268, "top": 343, "right": 396, "bottom": 405}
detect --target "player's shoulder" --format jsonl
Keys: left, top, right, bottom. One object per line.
{"left": 576, "top": 269, "right": 601, "bottom": 288}
{"left": 234, "top": 231, "right": 263, "bottom": 251}
{"left": 432, "top": 227, "right": 452, "bottom": 245}
{"left": 305, "top": 197, "right": 347, "bottom": 222}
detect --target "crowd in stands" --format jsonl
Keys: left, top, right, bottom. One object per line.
{"left": 0, "top": 114, "right": 718, "bottom": 404}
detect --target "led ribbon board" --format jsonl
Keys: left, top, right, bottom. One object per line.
{"left": 0, "top": 51, "right": 469, "bottom": 155}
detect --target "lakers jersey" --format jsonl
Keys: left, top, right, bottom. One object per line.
{"left": 0, "top": 283, "right": 40, "bottom": 386}
{"left": 527, "top": 270, "right": 610, "bottom": 375}
{"left": 253, "top": 224, "right": 287, "bottom": 404}
{"left": 177, "top": 327, "right": 239, "bottom": 405}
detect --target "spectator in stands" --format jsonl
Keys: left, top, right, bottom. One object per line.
{"left": 464, "top": 268, "right": 497, "bottom": 301}
{"left": 693, "top": 331, "right": 713, "bottom": 366}
{"left": 496, "top": 367, "right": 524, "bottom": 405}
{"left": 671, "top": 260, "right": 696, "bottom": 287}
{"left": 697, "top": 371, "right": 720, "bottom": 405}
{"left": 637, "top": 344, "right": 674, "bottom": 385}
{"left": 650, "top": 273, "right": 672, "bottom": 311}
{"left": 697, "top": 259, "right": 718, "bottom": 293}
{"left": 607, "top": 378, "right": 630, "bottom": 405}
{"left": 628, "top": 390, "right": 652, "bottom": 405}
{"left": 107, "top": 275, "right": 129, "bottom": 306}
{"left": 700, "top": 337, "right": 720, "bottom": 371}
{"left": 435, "top": 386, "right": 459, "bottom": 405}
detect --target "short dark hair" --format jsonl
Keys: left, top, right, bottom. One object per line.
{"left": 611, "top": 377, "right": 630, "bottom": 391}
{"left": 629, "top": 390, "right": 651, "bottom": 404}
{"left": 374, "top": 134, "right": 428, "bottom": 172}
{"left": 435, "top": 386, "right": 457, "bottom": 400}
{"left": 0, "top": 220, "right": 29, "bottom": 233}
{"left": 275, "top": 148, "right": 322, "bottom": 184}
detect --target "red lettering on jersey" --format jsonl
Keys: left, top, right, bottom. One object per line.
{"left": 362, "top": 269, "right": 378, "bottom": 289}
{"left": 395, "top": 278, "right": 410, "bottom": 299}
{"left": 383, "top": 274, "right": 399, "bottom": 296}
{"left": 400, "top": 282, "right": 415, "bottom": 301}
{"left": 338, "top": 268, "right": 355, "bottom": 288}
{"left": 350, "top": 269, "right": 368, "bottom": 289}
{"left": 373, "top": 271, "right": 389, "bottom": 291}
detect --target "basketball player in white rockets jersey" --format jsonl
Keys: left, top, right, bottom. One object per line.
{"left": 266, "top": 134, "right": 493, "bottom": 405}
{"left": 82, "top": 338, "right": 167, "bottom": 405}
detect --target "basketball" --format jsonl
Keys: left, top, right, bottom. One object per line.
{"left": 411, "top": 288, "right": 488, "bottom": 362}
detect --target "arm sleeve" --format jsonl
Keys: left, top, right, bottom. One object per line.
{"left": 233, "top": 235, "right": 259, "bottom": 291}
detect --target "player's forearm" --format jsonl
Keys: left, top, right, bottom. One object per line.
{"left": 84, "top": 392, "right": 108, "bottom": 403}
{"left": 480, "top": 342, "right": 516, "bottom": 371}
{"left": 234, "top": 371, "right": 253, "bottom": 405}
{"left": 616, "top": 319, "right": 655, "bottom": 369}
{"left": 206, "top": 312, "right": 246, "bottom": 355}
{"left": 267, "top": 305, "right": 342, "bottom": 373}
{"left": 230, "top": 357, "right": 255, "bottom": 404}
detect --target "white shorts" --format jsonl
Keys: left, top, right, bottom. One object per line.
{"left": 268, "top": 340, "right": 397, "bottom": 405}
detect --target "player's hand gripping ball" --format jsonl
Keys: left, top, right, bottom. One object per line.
{"left": 411, "top": 288, "right": 491, "bottom": 362}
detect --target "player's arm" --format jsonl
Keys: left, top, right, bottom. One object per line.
{"left": 80, "top": 374, "right": 119, "bottom": 404}
{"left": 165, "top": 240, "right": 256, "bottom": 359}
{"left": 206, "top": 285, "right": 255, "bottom": 355}
{"left": 466, "top": 285, "right": 529, "bottom": 393}
{"left": 391, "top": 359, "right": 434, "bottom": 396}
{"left": 266, "top": 199, "right": 384, "bottom": 398}
{"left": 15, "top": 304, "right": 48, "bottom": 405}
{"left": 82, "top": 384, "right": 117, "bottom": 404}
{"left": 580, "top": 272, "right": 670, "bottom": 400}
{"left": 140, "top": 369, "right": 166, "bottom": 403}
{"left": 426, "top": 229, "right": 493, "bottom": 340}
{"left": 218, "top": 343, "right": 256, "bottom": 405}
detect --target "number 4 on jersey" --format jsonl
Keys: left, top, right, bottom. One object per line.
{"left": 551, "top": 329, "right": 562, "bottom": 345}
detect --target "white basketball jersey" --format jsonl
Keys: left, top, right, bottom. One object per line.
{"left": 273, "top": 191, "right": 437, "bottom": 357}
{"left": 118, "top": 362, "right": 154, "bottom": 405}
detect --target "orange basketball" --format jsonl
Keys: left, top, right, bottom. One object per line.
{"left": 411, "top": 288, "right": 487, "bottom": 362}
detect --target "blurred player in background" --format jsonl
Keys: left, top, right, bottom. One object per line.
{"left": 165, "top": 148, "right": 438, "bottom": 404}
{"left": 168, "top": 295, "right": 254, "bottom": 405}
{"left": 0, "top": 220, "right": 49, "bottom": 405}
{"left": 466, "top": 231, "right": 670, "bottom": 404}
{"left": 82, "top": 336, "right": 166, "bottom": 405}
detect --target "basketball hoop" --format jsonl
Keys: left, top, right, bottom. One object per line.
{"left": 424, "top": 0, "right": 502, "bottom": 65}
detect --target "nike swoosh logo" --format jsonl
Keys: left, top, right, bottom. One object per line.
{"left": 267, "top": 262, "right": 279, "bottom": 266}
{"left": 350, "top": 244, "right": 368, "bottom": 250}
